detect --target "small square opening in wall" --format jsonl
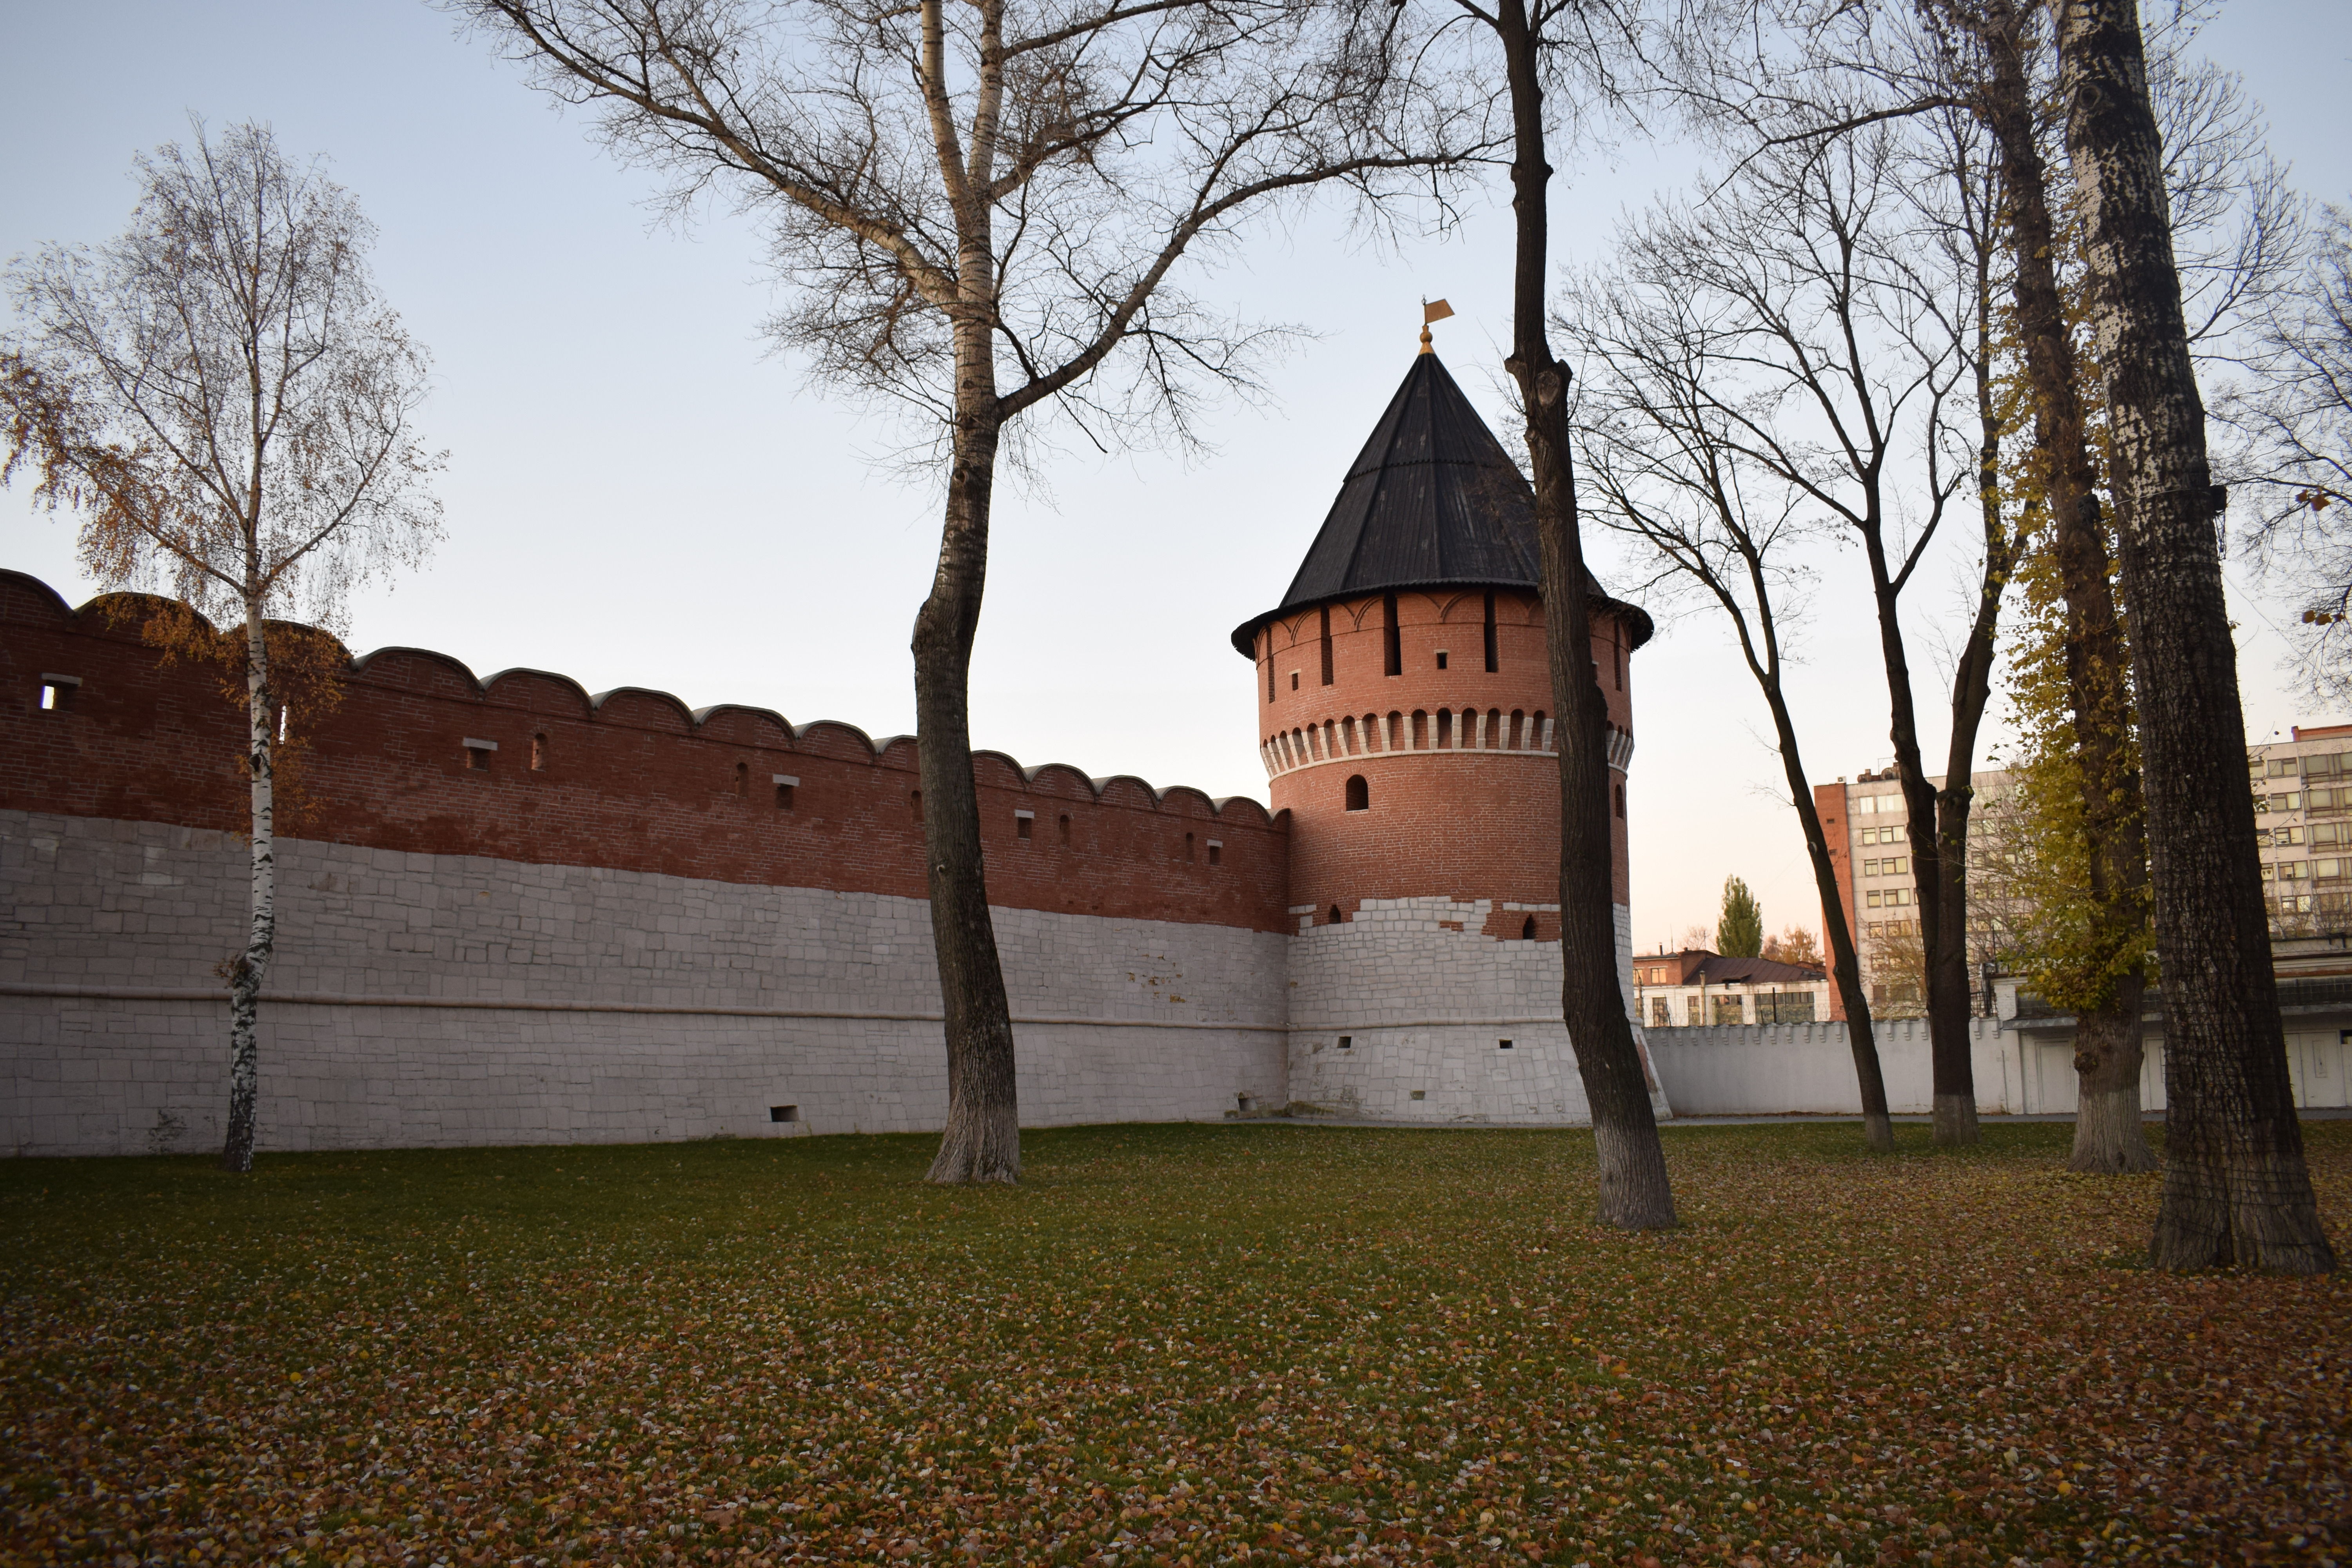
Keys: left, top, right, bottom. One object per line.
{"left": 1016, "top": 809, "right": 1035, "bottom": 840}
{"left": 774, "top": 774, "right": 799, "bottom": 810}
{"left": 463, "top": 737, "right": 498, "bottom": 771}
{"left": 1435, "top": 650, "right": 1449, "bottom": 670}
{"left": 769, "top": 1104, "right": 798, "bottom": 1123}
{"left": 1207, "top": 838, "right": 1223, "bottom": 866}
{"left": 1409, "top": 1089, "right": 1426, "bottom": 1101}
{"left": 1498, "top": 1038, "right": 1515, "bottom": 1050}
{"left": 38, "top": 674, "right": 80, "bottom": 711}
{"left": 1338, "top": 1034, "right": 1352, "bottom": 1051}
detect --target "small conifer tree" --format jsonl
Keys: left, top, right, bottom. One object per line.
{"left": 1718, "top": 877, "right": 1764, "bottom": 958}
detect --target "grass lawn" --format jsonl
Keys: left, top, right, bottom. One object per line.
{"left": 3, "top": 1120, "right": 2347, "bottom": 1568}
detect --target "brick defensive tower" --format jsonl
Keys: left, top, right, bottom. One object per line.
{"left": 1233, "top": 345, "right": 1668, "bottom": 1122}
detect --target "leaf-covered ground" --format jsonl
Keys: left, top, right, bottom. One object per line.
{"left": 4, "top": 1120, "right": 2347, "bottom": 1567}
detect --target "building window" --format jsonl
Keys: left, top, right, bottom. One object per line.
{"left": 532, "top": 733, "right": 548, "bottom": 771}
{"left": 735, "top": 762, "right": 749, "bottom": 796}
{"left": 1291, "top": 671, "right": 1299, "bottom": 691}
{"left": 769, "top": 1105, "right": 798, "bottom": 1123}
{"left": 1345, "top": 774, "right": 1368, "bottom": 811}
{"left": 1497, "top": 1038, "right": 1514, "bottom": 1050}
{"left": 1185, "top": 831, "right": 1196, "bottom": 861}
{"left": 911, "top": 791, "right": 923, "bottom": 824}
{"left": 1266, "top": 630, "right": 1276, "bottom": 703}
{"left": 1059, "top": 813, "right": 1072, "bottom": 845}
{"left": 1320, "top": 605, "right": 1334, "bottom": 686}
{"left": 1484, "top": 591, "right": 1498, "bottom": 673}
{"left": 1712, "top": 994, "right": 1746, "bottom": 1025}
{"left": 38, "top": 675, "right": 80, "bottom": 711}
{"left": 1017, "top": 811, "right": 1034, "bottom": 840}
{"left": 1615, "top": 783, "right": 1626, "bottom": 819}
{"left": 464, "top": 738, "right": 497, "bottom": 771}
{"left": 1338, "top": 1034, "right": 1353, "bottom": 1051}
{"left": 1207, "top": 838, "right": 1222, "bottom": 866}
{"left": 1523, "top": 916, "right": 1538, "bottom": 940}
{"left": 1650, "top": 996, "right": 1671, "bottom": 1026}
{"left": 1328, "top": 905, "right": 1344, "bottom": 926}
{"left": 775, "top": 775, "right": 798, "bottom": 810}
{"left": 1383, "top": 592, "right": 1401, "bottom": 676}
{"left": 1435, "top": 650, "right": 1449, "bottom": 671}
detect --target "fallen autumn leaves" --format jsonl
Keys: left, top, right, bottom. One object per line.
{"left": 2, "top": 1120, "right": 2346, "bottom": 1566}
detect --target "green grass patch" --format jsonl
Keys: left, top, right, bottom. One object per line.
{"left": 3, "top": 1119, "right": 2347, "bottom": 1565}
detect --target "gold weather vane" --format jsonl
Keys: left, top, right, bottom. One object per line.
{"left": 1419, "top": 297, "right": 1454, "bottom": 354}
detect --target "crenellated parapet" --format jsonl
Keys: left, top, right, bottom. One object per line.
{"left": 0, "top": 570, "right": 1290, "bottom": 933}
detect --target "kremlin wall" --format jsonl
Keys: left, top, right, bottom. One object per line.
{"left": 1, "top": 351, "right": 1675, "bottom": 1157}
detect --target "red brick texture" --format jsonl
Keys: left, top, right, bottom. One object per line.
{"left": 1, "top": 572, "right": 1291, "bottom": 934}
{"left": 1253, "top": 589, "right": 1636, "bottom": 934}
{"left": 1815, "top": 780, "right": 1854, "bottom": 1021}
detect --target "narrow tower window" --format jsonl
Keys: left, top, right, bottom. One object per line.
{"left": 1059, "top": 813, "right": 1072, "bottom": 845}
{"left": 531, "top": 733, "right": 548, "bottom": 771}
{"left": 775, "top": 774, "right": 799, "bottom": 810}
{"left": 1328, "top": 905, "right": 1344, "bottom": 926}
{"left": 1522, "top": 916, "right": 1537, "bottom": 940}
{"left": 1437, "top": 708, "right": 1452, "bottom": 748}
{"left": 38, "top": 675, "right": 79, "bottom": 711}
{"left": 1265, "top": 630, "right": 1276, "bottom": 703}
{"left": 1383, "top": 592, "right": 1401, "bottom": 676}
{"left": 1207, "top": 839, "right": 1222, "bottom": 866}
{"left": 1435, "top": 650, "right": 1449, "bottom": 671}
{"left": 1345, "top": 774, "right": 1368, "bottom": 811}
{"left": 1185, "top": 831, "right": 1196, "bottom": 861}
{"left": 910, "top": 790, "right": 923, "bottom": 824}
{"left": 735, "top": 761, "right": 749, "bottom": 796}
{"left": 1483, "top": 590, "right": 1498, "bottom": 672}
{"left": 1319, "top": 605, "right": 1334, "bottom": 686}
{"left": 1291, "top": 671, "right": 1299, "bottom": 691}
{"left": 1017, "top": 810, "right": 1034, "bottom": 840}
{"left": 1616, "top": 783, "right": 1627, "bottom": 818}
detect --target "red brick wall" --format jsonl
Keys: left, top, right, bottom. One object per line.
{"left": 1814, "top": 780, "right": 1855, "bottom": 1021}
{"left": 1253, "top": 589, "right": 1636, "bottom": 933}
{"left": 0, "top": 572, "right": 1291, "bottom": 933}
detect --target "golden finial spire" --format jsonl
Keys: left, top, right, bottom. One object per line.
{"left": 1419, "top": 297, "right": 1455, "bottom": 354}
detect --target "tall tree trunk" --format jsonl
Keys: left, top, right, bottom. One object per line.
{"left": 1975, "top": 0, "right": 2156, "bottom": 1174}
{"left": 1498, "top": 0, "right": 1674, "bottom": 1229}
{"left": 1860, "top": 536, "right": 1978, "bottom": 1143}
{"left": 920, "top": 324, "right": 1021, "bottom": 1185}
{"left": 1924, "top": 229, "right": 2018, "bottom": 1149}
{"left": 2057, "top": 0, "right": 2332, "bottom": 1267}
{"left": 221, "top": 600, "right": 274, "bottom": 1173}
{"left": 1755, "top": 663, "right": 1895, "bottom": 1151}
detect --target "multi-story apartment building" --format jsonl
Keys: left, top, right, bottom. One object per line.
{"left": 2248, "top": 723, "right": 2352, "bottom": 933}
{"left": 1813, "top": 722, "right": 2352, "bottom": 1016}
{"left": 1813, "top": 766, "right": 2016, "bottom": 1017}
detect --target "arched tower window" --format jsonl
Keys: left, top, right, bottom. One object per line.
{"left": 531, "top": 733, "right": 548, "bottom": 771}
{"left": 734, "top": 762, "right": 749, "bottom": 796}
{"left": 1345, "top": 774, "right": 1368, "bottom": 811}
{"left": 1328, "top": 905, "right": 1344, "bottom": 926}
{"left": 1522, "top": 916, "right": 1537, "bottom": 940}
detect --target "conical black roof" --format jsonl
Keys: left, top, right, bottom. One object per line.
{"left": 1229, "top": 351, "right": 1651, "bottom": 655}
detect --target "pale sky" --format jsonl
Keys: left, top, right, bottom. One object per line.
{"left": 5, "top": 0, "right": 2348, "bottom": 950}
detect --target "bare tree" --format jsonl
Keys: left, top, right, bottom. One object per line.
{"left": 1566, "top": 198, "right": 1900, "bottom": 1149}
{"left": 1436, "top": 0, "right": 1675, "bottom": 1229}
{"left": 456, "top": 0, "right": 1489, "bottom": 1183}
{"left": 2, "top": 120, "right": 444, "bottom": 1173}
{"left": 1568, "top": 120, "right": 1989, "bottom": 1146}
{"left": 2225, "top": 201, "right": 2352, "bottom": 694}
{"left": 2056, "top": 0, "right": 2333, "bottom": 1272}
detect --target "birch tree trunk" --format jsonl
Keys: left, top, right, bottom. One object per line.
{"left": 221, "top": 599, "right": 276, "bottom": 1173}
{"left": 1497, "top": 0, "right": 1674, "bottom": 1229}
{"left": 1978, "top": 0, "right": 2156, "bottom": 1174}
{"left": 2057, "top": 0, "right": 2332, "bottom": 1266}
